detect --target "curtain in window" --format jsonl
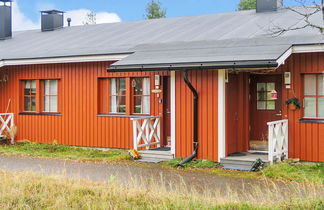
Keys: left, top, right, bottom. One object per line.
{"left": 44, "top": 80, "right": 58, "bottom": 112}
{"left": 142, "top": 78, "right": 150, "bottom": 114}
{"left": 110, "top": 78, "right": 117, "bottom": 113}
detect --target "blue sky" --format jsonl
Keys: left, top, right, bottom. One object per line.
{"left": 17, "top": 0, "right": 309, "bottom": 22}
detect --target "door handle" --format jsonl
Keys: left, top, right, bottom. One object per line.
{"left": 275, "top": 111, "right": 282, "bottom": 116}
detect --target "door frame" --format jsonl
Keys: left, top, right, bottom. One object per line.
{"left": 248, "top": 73, "right": 283, "bottom": 150}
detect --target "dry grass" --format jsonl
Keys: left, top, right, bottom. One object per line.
{"left": 0, "top": 171, "right": 323, "bottom": 209}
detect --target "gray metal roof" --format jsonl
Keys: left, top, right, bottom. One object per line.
{"left": 0, "top": 6, "right": 323, "bottom": 67}
{"left": 110, "top": 35, "right": 324, "bottom": 70}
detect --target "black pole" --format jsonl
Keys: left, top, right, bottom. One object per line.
{"left": 177, "top": 71, "right": 199, "bottom": 167}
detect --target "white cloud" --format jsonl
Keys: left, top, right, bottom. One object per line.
{"left": 11, "top": 1, "right": 121, "bottom": 31}
{"left": 12, "top": 2, "right": 39, "bottom": 31}
{"left": 65, "top": 9, "right": 121, "bottom": 26}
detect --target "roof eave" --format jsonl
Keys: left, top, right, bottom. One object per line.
{"left": 108, "top": 60, "right": 279, "bottom": 72}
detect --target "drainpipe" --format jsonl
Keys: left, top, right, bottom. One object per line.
{"left": 177, "top": 71, "right": 198, "bottom": 167}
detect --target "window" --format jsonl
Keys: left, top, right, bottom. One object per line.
{"left": 303, "top": 74, "right": 324, "bottom": 118}
{"left": 43, "top": 80, "right": 58, "bottom": 112}
{"left": 99, "top": 77, "right": 151, "bottom": 115}
{"left": 24, "top": 80, "right": 36, "bottom": 112}
{"left": 132, "top": 78, "right": 150, "bottom": 114}
{"left": 256, "top": 82, "right": 276, "bottom": 110}
{"left": 110, "top": 78, "right": 126, "bottom": 113}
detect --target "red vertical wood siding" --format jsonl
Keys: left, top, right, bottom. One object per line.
{"left": 280, "top": 53, "right": 324, "bottom": 162}
{"left": 175, "top": 70, "right": 218, "bottom": 161}
{"left": 0, "top": 62, "right": 169, "bottom": 149}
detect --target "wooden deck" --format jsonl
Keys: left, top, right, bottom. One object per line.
{"left": 220, "top": 152, "right": 269, "bottom": 171}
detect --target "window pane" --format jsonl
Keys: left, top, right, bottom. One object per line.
{"left": 267, "top": 101, "right": 275, "bottom": 110}
{"left": 110, "top": 96, "right": 117, "bottom": 113}
{"left": 134, "top": 96, "right": 142, "bottom": 113}
{"left": 117, "top": 96, "right": 126, "bottom": 113}
{"left": 267, "top": 83, "right": 275, "bottom": 91}
{"left": 110, "top": 78, "right": 117, "bottom": 95}
{"left": 44, "top": 80, "right": 50, "bottom": 95}
{"left": 24, "top": 97, "right": 31, "bottom": 111}
{"left": 50, "top": 96, "right": 58, "bottom": 112}
{"left": 304, "top": 97, "right": 316, "bottom": 118}
{"left": 257, "top": 83, "right": 266, "bottom": 91}
{"left": 318, "top": 75, "right": 324, "bottom": 95}
{"left": 31, "top": 96, "right": 36, "bottom": 111}
{"left": 143, "top": 78, "right": 150, "bottom": 95}
{"left": 24, "top": 81, "right": 31, "bottom": 95}
{"left": 119, "top": 78, "right": 126, "bottom": 95}
{"left": 319, "top": 97, "right": 324, "bottom": 118}
{"left": 142, "top": 96, "right": 150, "bottom": 114}
{"left": 133, "top": 78, "right": 143, "bottom": 95}
{"left": 257, "top": 92, "right": 266, "bottom": 101}
{"left": 304, "top": 75, "right": 316, "bottom": 95}
{"left": 49, "top": 80, "right": 58, "bottom": 95}
{"left": 257, "top": 101, "right": 266, "bottom": 110}
{"left": 44, "top": 96, "right": 50, "bottom": 112}
{"left": 31, "top": 80, "right": 36, "bottom": 95}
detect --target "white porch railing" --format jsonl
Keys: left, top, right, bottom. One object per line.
{"left": 0, "top": 113, "right": 15, "bottom": 144}
{"left": 131, "top": 116, "right": 160, "bottom": 150}
{"left": 267, "top": 119, "right": 288, "bottom": 164}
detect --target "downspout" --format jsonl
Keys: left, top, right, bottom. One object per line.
{"left": 177, "top": 71, "right": 198, "bottom": 167}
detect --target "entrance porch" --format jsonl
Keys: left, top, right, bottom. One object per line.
{"left": 221, "top": 71, "right": 289, "bottom": 170}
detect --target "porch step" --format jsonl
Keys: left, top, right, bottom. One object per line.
{"left": 138, "top": 150, "right": 174, "bottom": 162}
{"left": 220, "top": 158, "right": 270, "bottom": 171}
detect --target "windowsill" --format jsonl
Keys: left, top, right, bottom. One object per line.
{"left": 299, "top": 118, "right": 324, "bottom": 124}
{"left": 97, "top": 114, "right": 153, "bottom": 118}
{"left": 19, "top": 112, "right": 62, "bottom": 116}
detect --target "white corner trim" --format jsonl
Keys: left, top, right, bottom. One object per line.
{"left": 170, "top": 71, "right": 176, "bottom": 156}
{"left": 0, "top": 54, "right": 130, "bottom": 67}
{"left": 218, "top": 69, "right": 226, "bottom": 161}
{"left": 276, "top": 47, "right": 292, "bottom": 66}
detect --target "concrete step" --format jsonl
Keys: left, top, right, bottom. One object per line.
{"left": 139, "top": 150, "right": 174, "bottom": 162}
{"left": 139, "top": 150, "right": 172, "bottom": 156}
{"left": 140, "top": 153, "right": 174, "bottom": 160}
{"left": 220, "top": 158, "right": 269, "bottom": 171}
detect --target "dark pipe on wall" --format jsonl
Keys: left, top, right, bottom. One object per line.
{"left": 177, "top": 71, "right": 199, "bottom": 167}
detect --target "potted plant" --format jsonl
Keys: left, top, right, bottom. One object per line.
{"left": 285, "top": 97, "right": 301, "bottom": 110}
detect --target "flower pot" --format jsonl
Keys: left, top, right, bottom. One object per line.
{"left": 288, "top": 103, "right": 297, "bottom": 111}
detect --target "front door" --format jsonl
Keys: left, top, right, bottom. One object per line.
{"left": 226, "top": 73, "right": 239, "bottom": 155}
{"left": 250, "top": 74, "right": 282, "bottom": 147}
{"left": 163, "top": 76, "right": 171, "bottom": 147}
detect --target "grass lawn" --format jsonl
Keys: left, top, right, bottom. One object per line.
{"left": 0, "top": 142, "right": 130, "bottom": 162}
{"left": 164, "top": 158, "right": 324, "bottom": 184}
{"left": 0, "top": 171, "right": 323, "bottom": 209}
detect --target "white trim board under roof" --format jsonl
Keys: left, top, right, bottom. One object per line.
{"left": 0, "top": 54, "right": 130, "bottom": 68}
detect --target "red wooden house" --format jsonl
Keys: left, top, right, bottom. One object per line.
{"left": 0, "top": 0, "right": 324, "bottom": 167}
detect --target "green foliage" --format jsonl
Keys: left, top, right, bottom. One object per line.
{"left": 263, "top": 162, "right": 324, "bottom": 184}
{"left": 285, "top": 97, "right": 301, "bottom": 109}
{"left": 145, "top": 0, "right": 166, "bottom": 19}
{"left": 238, "top": 0, "right": 256, "bottom": 11}
{"left": 0, "top": 142, "right": 130, "bottom": 162}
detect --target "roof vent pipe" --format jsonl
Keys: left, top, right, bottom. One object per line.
{"left": 256, "top": 0, "right": 283, "bottom": 13}
{"left": 41, "top": 10, "right": 64, "bottom": 32}
{"left": 67, "top": 18, "right": 72, "bottom": 27}
{"left": 0, "top": 0, "right": 12, "bottom": 40}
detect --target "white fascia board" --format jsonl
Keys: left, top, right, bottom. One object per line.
{"left": 0, "top": 54, "right": 130, "bottom": 67}
{"left": 276, "top": 44, "right": 324, "bottom": 67}
{"left": 292, "top": 44, "right": 324, "bottom": 53}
